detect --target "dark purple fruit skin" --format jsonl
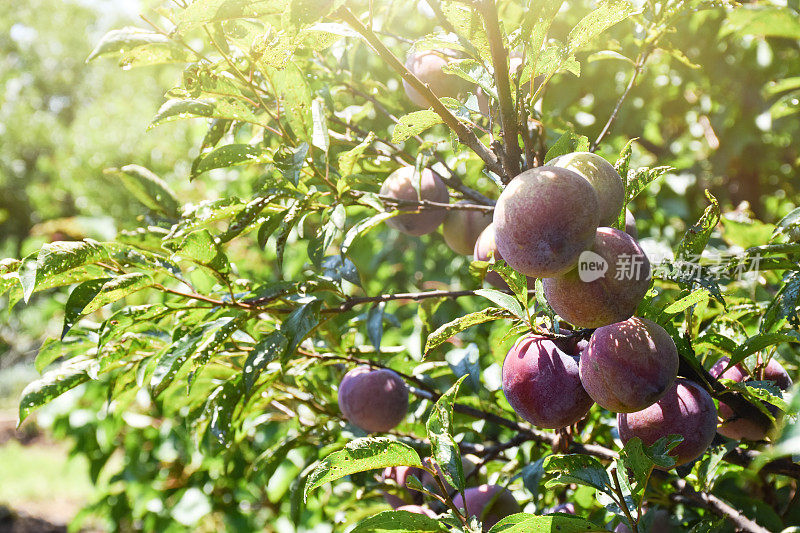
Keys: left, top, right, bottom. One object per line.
{"left": 397, "top": 505, "right": 437, "bottom": 518}
{"left": 543, "top": 227, "right": 651, "bottom": 328}
{"left": 502, "top": 335, "right": 594, "bottom": 429}
{"left": 625, "top": 209, "right": 638, "bottom": 239}
{"left": 580, "top": 317, "right": 678, "bottom": 413}
{"left": 710, "top": 356, "right": 793, "bottom": 440}
{"left": 442, "top": 201, "right": 493, "bottom": 255}
{"left": 382, "top": 466, "right": 425, "bottom": 508}
{"left": 549, "top": 503, "right": 576, "bottom": 515}
{"left": 617, "top": 379, "right": 717, "bottom": 467}
{"left": 548, "top": 152, "right": 625, "bottom": 226}
{"left": 403, "top": 49, "right": 465, "bottom": 108}
{"left": 381, "top": 167, "right": 449, "bottom": 236}
{"left": 338, "top": 367, "right": 408, "bottom": 433}
{"left": 473, "top": 223, "right": 510, "bottom": 290}
{"left": 452, "top": 484, "right": 521, "bottom": 531}
{"left": 615, "top": 509, "right": 674, "bottom": 533}
{"left": 494, "top": 166, "right": 600, "bottom": 278}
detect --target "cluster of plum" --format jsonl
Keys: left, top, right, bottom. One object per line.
{"left": 332, "top": 47, "right": 795, "bottom": 527}
{"left": 337, "top": 366, "right": 521, "bottom": 527}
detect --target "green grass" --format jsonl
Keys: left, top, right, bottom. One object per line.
{"left": 0, "top": 439, "right": 94, "bottom": 516}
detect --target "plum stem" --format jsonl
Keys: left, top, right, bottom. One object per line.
{"left": 611, "top": 467, "right": 639, "bottom": 533}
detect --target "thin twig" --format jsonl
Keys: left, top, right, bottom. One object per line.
{"left": 338, "top": 7, "right": 505, "bottom": 178}
{"left": 672, "top": 478, "right": 771, "bottom": 533}
{"left": 480, "top": 0, "right": 521, "bottom": 180}
{"left": 590, "top": 51, "right": 649, "bottom": 152}
{"left": 343, "top": 86, "right": 496, "bottom": 205}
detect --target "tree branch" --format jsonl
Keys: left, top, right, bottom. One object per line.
{"left": 344, "top": 85, "right": 496, "bottom": 206}
{"left": 590, "top": 51, "right": 649, "bottom": 152}
{"left": 479, "top": 0, "right": 521, "bottom": 180}
{"left": 338, "top": 7, "right": 505, "bottom": 177}
{"left": 672, "top": 478, "right": 771, "bottom": 533}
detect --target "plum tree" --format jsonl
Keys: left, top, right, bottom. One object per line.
{"left": 548, "top": 152, "right": 625, "bottom": 226}
{"left": 452, "top": 484, "right": 521, "bottom": 530}
{"left": 709, "top": 356, "right": 793, "bottom": 440}
{"left": 617, "top": 379, "right": 718, "bottom": 467}
{"left": 442, "top": 201, "right": 492, "bottom": 255}
{"left": 403, "top": 49, "right": 466, "bottom": 108}
{"left": 338, "top": 366, "right": 409, "bottom": 433}
{"left": 380, "top": 166, "right": 449, "bottom": 236}
{"left": 396, "top": 505, "right": 437, "bottom": 518}
{"left": 625, "top": 209, "right": 638, "bottom": 238}
{"left": 543, "top": 227, "right": 651, "bottom": 328}
{"left": 494, "top": 166, "right": 600, "bottom": 278}
{"left": 580, "top": 317, "right": 678, "bottom": 412}
{"left": 502, "top": 335, "right": 594, "bottom": 429}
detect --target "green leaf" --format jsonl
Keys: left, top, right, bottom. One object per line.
{"left": 391, "top": 111, "right": 444, "bottom": 143}
{"left": 663, "top": 288, "right": 710, "bottom": 315}
{"left": 545, "top": 131, "right": 590, "bottom": 162}
{"left": 244, "top": 331, "right": 288, "bottom": 391}
{"left": 19, "top": 240, "right": 112, "bottom": 303}
{"left": 150, "top": 98, "right": 259, "bottom": 129}
{"left": 175, "top": 0, "right": 288, "bottom": 34}
{"left": 18, "top": 359, "right": 95, "bottom": 426}
{"left": 63, "top": 273, "right": 155, "bottom": 338}
{"left": 62, "top": 278, "right": 111, "bottom": 339}
{"left": 439, "top": 3, "right": 491, "bottom": 61}
{"left": 520, "top": 0, "right": 567, "bottom": 68}
{"left": 173, "top": 229, "right": 231, "bottom": 276}
{"left": 567, "top": 1, "right": 636, "bottom": 52}
{"left": 768, "top": 90, "right": 800, "bottom": 120}
{"left": 274, "top": 143, "right": 309, "bottom": 186}
{"left": 543, "top": 454, "right": 611, "bottom": 492}
{"left": 676, "top": 190, "right": 720, "bottom": 262}
{"left": 761, "top": 271, "right": 800, "bottom": 332}
{"left": 106, "top": 165, "right": 181, "bottom": 218}
{"left": 427, "top": 376, "right": 467, "bottom": 495}
{"left": 203, "top": 377, "right": 244, "bottom": 448}
{"left": 303, "top": 438, "right": 423, "bottom": 501}
{"left": 341, "top": 212, "right": 396, "bottom": 255}
{"left": 338, "top": 132, "right": 375, "bottom": 178}
{"left": 614, "top": 139, "right": 636, "bottom": 184}
{"left": 189, "top": 314, "right": 247, "bottom": 382}
{"left": 86, "top": 27, "right": 168, "bottom": 62}
{"left": 366, "top": 302, "right": 385, "bottom": 350}
{"left": 265, "top": 64, "right": 313, "bottom": 143}
{"left": 625, "top": 165, "right": 672, "bottom": 203}
{"left": 349, "top": 510, "right": 447, "bottom": 533}
{"left": 34, "top": 338, "right": 69, "bottom": 373}
{"left": 489, "top": 513, "right": 605, "bottom": 532}
{"left": 617, "top": 436, "right": 680, "bottom": 503}
{"left": 474, "top": 289, "right": 526, "bottom": 321}
{"left": 280, "top": 300, "right": 323, "bottom": 362}
{"left": 724, "top": 6, "right": 800, "bottom": 39}
{"left": 191, "top": 144, "right": 271, "bottom": 178}
{"left": 424, "top": 308, "right": 511, "bottom": 354}
{"left": 119, "top": 42, "right": 195, "bottom": 68}
{"left": 490, "top": 262, "right": 528, "bottom": 306}
{"left": 728, "top": 332, "right": 800, "bottom": 368}
{"left": 150, "top": 316, "right": 231, "bottom": 396}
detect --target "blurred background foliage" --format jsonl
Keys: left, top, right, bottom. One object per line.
{"left": 0, "top": 0, "right": 798, "bottom": 531}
